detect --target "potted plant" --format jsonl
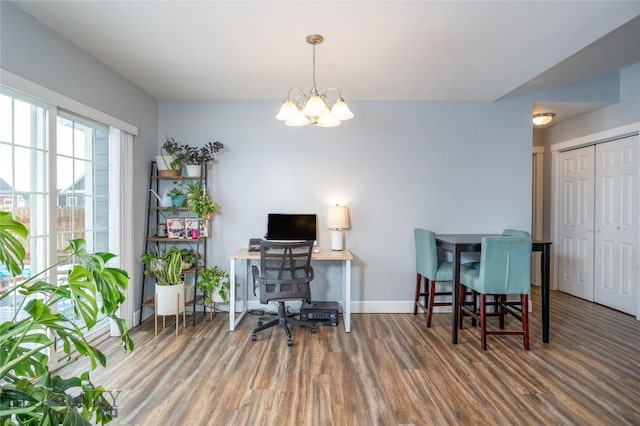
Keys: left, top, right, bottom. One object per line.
{"left": 176, "top": 140, "right": 225, "bottom": 177}
{"left": 141, "top": 247, "right": 185, "bottom": 316}
{"left": 197, "top": 265, "right": 230, "bottom": 306}
{"left": 168, "top": 182, "right": 187, "bottom": 207}
{"left": 0, "top": 212, "right": 132, "bottom": 424}
{"left": 156, "top": 135, "right": 181, "bottom": 177}
{"left": 186, "top": 181, "right": 218, "bottom": 219}
{"left": 179, "top": 248, "right": 200, "bottom": 270}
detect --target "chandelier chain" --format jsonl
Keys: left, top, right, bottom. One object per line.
{"left": 311, "top": 42, "right": 317, "bottom": 94}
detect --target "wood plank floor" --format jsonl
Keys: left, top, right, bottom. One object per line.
{"left": 59, "top": 287, "right": 640, "bottom": 425}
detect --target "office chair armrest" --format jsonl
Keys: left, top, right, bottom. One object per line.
{"left": 251, "top": 265, "right": 260, "bottom": 297}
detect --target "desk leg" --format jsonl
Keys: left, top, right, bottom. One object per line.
{"left": 452, "top": 246, "right": 460, "bottom": 344}
{"left": 344, "top": 259, "right": 352, "bottom": 333}
{"left": 229, "top": 259, "right": 236, "bottom": 331}
{"left": 541, "top": 244, "right": 550, "bottom": 343}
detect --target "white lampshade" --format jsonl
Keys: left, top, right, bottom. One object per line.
{"left": 331, "top": 99, "right": 354, "bottom": 120}
{"left": 301, "top": 95, "right": 330, "bottom": 116}
{"left": 276, "top": 100, "right": 299, "bottom": 121}
{"left": 317, "top": 113, "right": 341, "bottom": 128}
{"left": 327, "top": 205, "right": 349, "bottom": 230}
{"left": 285, "top": 112, "right": 311, "bottom": 127}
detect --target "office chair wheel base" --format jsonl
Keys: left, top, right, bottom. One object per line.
{"left": 287, "top": 338, "right": 293, "bottom": 347}
{"left": 257, "top": 321, "right": 263, "bottom": 327}
{"left": 251, "top": 334, "right": 257, "bottom": 342}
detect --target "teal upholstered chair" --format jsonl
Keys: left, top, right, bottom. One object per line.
{"left": 467, "top": 229, "right": 530, "bottom": 270}
{"left": 502, "top": 229, "right": 530, "bottom": 237}
{"left": 459, "top": 236, "right": 532, "bottom": 350}
{"left": 414, "top": 228, "right": 461, "bottom": 327}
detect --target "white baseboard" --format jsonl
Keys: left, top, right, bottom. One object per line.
{"left": 133, "top": 299, "right": 533, "bottom": 324}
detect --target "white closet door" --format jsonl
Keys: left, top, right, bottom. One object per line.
{"left": 594, "top": 135, "right": 639, "bottom": 315}
{"left": 558, "top": 146, "right": 595, "bottom": 300}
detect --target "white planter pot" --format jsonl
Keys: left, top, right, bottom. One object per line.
{"left": 211, "top": 290, "right": 228, "bottom": 304}
{"left": 155, "top": 155, "right": 178, "bottom": 171}
{"left": 184, "top": 164, "right": 201, "bottom": 177}
{"left": 155, "top": 282, "right": 185, "bottom": 315}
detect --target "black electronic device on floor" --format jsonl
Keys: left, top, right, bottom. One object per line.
{"left": 300, "top": 301, "right": 339, "bottom": 326}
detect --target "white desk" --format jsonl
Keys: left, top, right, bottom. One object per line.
{"left": 228, "top": 248, "right": 354, "bottom": 332}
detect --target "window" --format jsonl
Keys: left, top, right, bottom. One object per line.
{"left": 0, "top": 91, "right": 48, "bottom": 323}
{"left": 0, "top": 88, "right": 121, "bottom": 362}
{"left": 55, "top": 111, "right": 112, "bottom": 337}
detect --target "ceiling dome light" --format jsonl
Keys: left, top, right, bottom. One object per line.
{"left": 532, "top": 112, "right": 555, "bottom": 126}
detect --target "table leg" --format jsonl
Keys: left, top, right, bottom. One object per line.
{"left": 541, "top": 244, "right": 550, "bottom": 343}
{"left": 344, "top": 259, "right": 352, "bottom": 332}
{"left": 452, "top": 246, "right": 461, "bottom": 344}
{"left": 229, "top": 258, "right": 236, "bottom": 331}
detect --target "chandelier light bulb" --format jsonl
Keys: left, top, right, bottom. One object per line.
{"left": 276, "top": 100, "right": 299, "bottom": 121}
{"left": 301, "top": 96, "right": 330, "bottom": 116}
{"left": 331, "top": 99, "right": 354, "bottom": 121}
{"left": 285, "top": 113, "right": 311, "bottom": 127}
{"left": 317, "top": 113, "right": 341, "bottom": 127}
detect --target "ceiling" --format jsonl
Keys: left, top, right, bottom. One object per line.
{"left": 11, "top": 1, "right": 640, "bottom": 122}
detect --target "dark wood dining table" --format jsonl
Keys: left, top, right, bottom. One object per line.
{"left": 435, "top": 234, "right": 552, "bottom": 344}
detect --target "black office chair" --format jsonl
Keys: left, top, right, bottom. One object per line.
{"left": 251, "top": 240, "right": 315, "bottom": 346}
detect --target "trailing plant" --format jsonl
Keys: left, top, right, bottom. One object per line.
{"left": 196, "top": 265, "right": 230, "bottom": 305}
{"left": 164, "top": 135, "right": 225, "bottom": 166}
{"left": 140, "top": 246, "right": 183, "bottom": 286}
{"left": 0, "top": 211, "right": 133, "bottom": 425}
{"left": 186, "top": 181, "right": 218, "bottom": 219}
{"left": 160, "top": 135, "right": 182, "bottom": 170}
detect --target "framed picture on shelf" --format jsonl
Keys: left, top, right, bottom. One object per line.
{"left": 166, "top": 217, "right": 185, "bottom": 239}
{"left": 184, "top": 218, "right": 200, "bottom": 240}
{"left": 199, "top": 219, "right": 209, "bottom": 237}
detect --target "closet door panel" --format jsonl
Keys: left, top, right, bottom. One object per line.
{"left": 558, "top": 146, "right": 595, "bottom": 300}
{"left": 594, "top": 135, "right": 638, "bottom": 315}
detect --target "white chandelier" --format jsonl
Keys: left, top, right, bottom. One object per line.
{"left": 276, "top": 34, "right": 354, "bottom": 127}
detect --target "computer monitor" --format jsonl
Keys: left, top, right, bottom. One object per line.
{"left": 266, "top": 213, "right": 317, "bottom": 241}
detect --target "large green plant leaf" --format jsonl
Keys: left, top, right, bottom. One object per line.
{"left": 0, "top": 232, "right": 132, "bottom": 425}
{"left": 24, "top": 299, "right": 106, "bottom": 369}
{"left": 0, "top": 212, "right": 27, "bottom": 276}
{"left": 0, "top": 322, "right": 51, "bottom": 379}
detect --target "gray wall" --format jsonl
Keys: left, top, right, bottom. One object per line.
{"left": 541, "top": 62, "right": 639, "bottom": 244}
{"left": 159, "top": 99, "right": 534, "bottom": 306}
{"left": 2, "top": 0, "right": 564, "bottom": 309}
{"left": 1, "top": 2, "right": 159, "bottom": 309}
{"left": 548, "top": 63, "right": 640, "bottom": 143}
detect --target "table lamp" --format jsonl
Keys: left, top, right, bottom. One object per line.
{"left": 327, "top": 205, "right": 349, "bottom": 251}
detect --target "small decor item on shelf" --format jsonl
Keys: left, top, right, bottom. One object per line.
{"left": 185, "top": 218, "right": 200, "bottom": 239}
{"left": 149, "top": 188, "right": 173, "bottom": 208}
{"left": 199, "top": 219, "right": 209, "bottom": 238}
{"left": 197, "top": 265, "right": 230, "bottom": 307}
{"left": 166, "top": 217, "right": 185, "bottom": 239}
